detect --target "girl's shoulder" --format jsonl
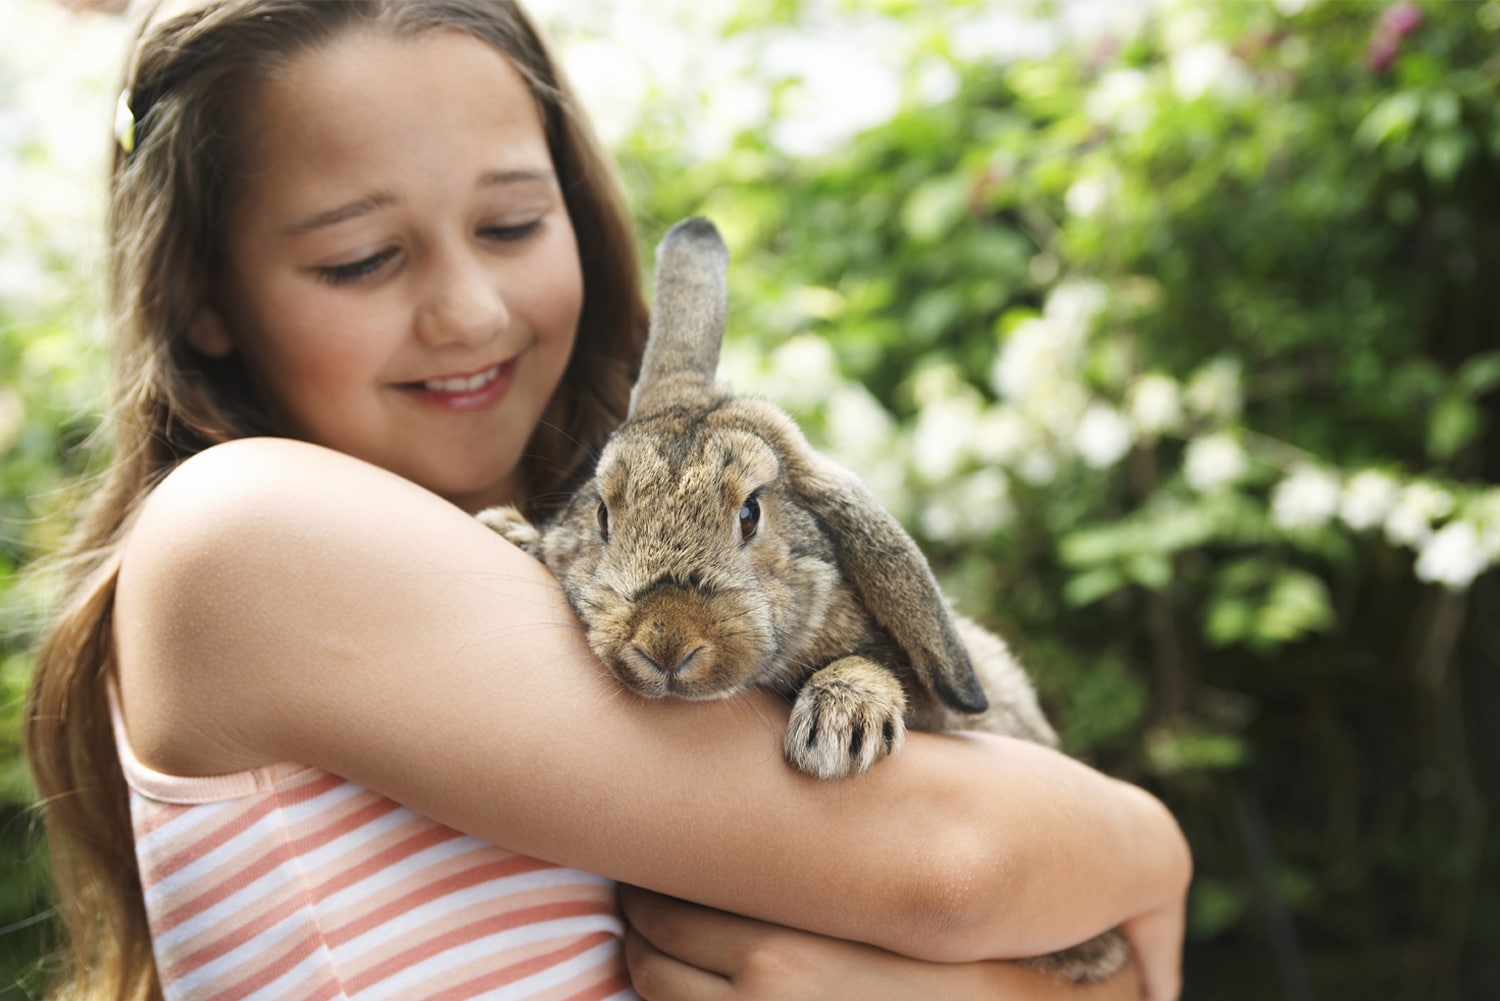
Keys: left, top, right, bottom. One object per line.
{"left": 140, "top": 436, "right": 437, "bottom": 528}
{"left": 126, "top": 436, "right": 483, "bottom": 575}
{"left": 113, "top": 437, "right": 519, "bottom": 777}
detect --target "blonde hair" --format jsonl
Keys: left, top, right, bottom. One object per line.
{"left": 24, "top": 2, "right": 647, "bottom": 998}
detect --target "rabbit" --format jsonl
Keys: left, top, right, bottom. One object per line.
{"left": 480, "top": 217, "right": 1129, "bottom": 983}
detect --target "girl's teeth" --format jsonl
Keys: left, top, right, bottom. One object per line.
{"left": 425, "top": 366, "right": 499, "bottom": 393}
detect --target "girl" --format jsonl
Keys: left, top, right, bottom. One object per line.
{"left": 25, "top": 1, "right": 1191, "bottom": 999}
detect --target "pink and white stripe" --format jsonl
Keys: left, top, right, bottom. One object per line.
{"left": 111, "top": 696, "right": 637, "bottom": 1000}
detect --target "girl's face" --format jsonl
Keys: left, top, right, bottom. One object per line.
{"left": 195, "top": 28, "right": 583, "bottom": 512}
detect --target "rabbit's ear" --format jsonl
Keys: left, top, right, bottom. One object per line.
{"left": 788, "top": 443, "right": 990, "bottom": 715}
{"left": 630, "top": 217, "right": 730, "bottom": 419}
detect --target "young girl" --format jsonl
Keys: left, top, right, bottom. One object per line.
{"left": 25, "top": 1, "right": 1191, "bottom": 999}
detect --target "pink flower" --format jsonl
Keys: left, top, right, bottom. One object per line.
{"left": 1381, "top": 2, "right": 1424, "bottom": 39}
{"left": 1368, "top": 2, "right": 1424, "bottom": 73}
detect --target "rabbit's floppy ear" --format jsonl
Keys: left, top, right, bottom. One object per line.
{"left": 763, "top": 408, "right": 989, "bottom": 714}
{"left": 630, "top": 217, "right": 730, "bottom": 419}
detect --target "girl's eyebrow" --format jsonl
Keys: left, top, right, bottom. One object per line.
{"left": 282, "top": 169, "right": 556, "bottom": 238}
{"left": 478, "top": 167, "right": 556, "bottom": 189}
{"left": 283, "top": 191, "right": 399, "bottom": 237}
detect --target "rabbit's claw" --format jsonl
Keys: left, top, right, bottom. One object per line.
{"left": 784, "top": 656, "right": 908, "bottom": 780}
{"left": 476, "top": 505, "right": 542, "bottom": 558}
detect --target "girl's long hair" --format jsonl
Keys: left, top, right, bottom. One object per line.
{"left": 24, "top": 2, "right": 648, "bottom": 998}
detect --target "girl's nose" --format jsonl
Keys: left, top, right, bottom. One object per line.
{"left": 415, "top": 252, "right": 510, "bottom": 348}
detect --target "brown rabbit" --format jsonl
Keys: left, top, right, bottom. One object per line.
{"left": 481, "top": 217, "right": 1128, "bottom": 982}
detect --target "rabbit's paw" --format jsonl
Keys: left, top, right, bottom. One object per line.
{"left": 1019, "top": 928, "right": 1131, "bottom": 984}
{"left": 476, "top": 505, "right": 541, "bottom": 556}
{"left": 784, "top": 656, "right": 908, "bottom": 780}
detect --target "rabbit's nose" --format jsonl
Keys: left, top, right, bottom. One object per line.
{"left": 632, "top": 640, "right": 704, "bottom": 678}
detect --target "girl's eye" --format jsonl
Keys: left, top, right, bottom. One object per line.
{"left": 316, "top": 248, "right": 397, "bottom": 286}
{"left": 480, "top": 219, "right": 543, "bottom": 243}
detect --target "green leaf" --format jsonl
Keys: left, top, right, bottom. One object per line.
{"left": 1422, "top": 132, "right": 1470, "bottom": 183}
{"left": 1428, "top": 395, "right": 1480, "bottom": 461}
{"left": 1064, "top": 566, "right": 1126, "bottom": 607}
{"left": 1356, "top": 91, "right": 1421, "bottom": 149}
{"left": 1126, "top": 553, "right": 1174, "bottom": 591}
{"left": 1256, "top": 569, "right": 1335, "bottom": 644}
{"left": 1457, "top": 351, "right": 1500, "bottom": 397}
{"left": 1190, "top": 878, "right": 1252, "bottom": 940}
{"left": 1147, "top": 724, "right": 1249, "bottom": 775}
{"left": 1205, "top": 597, "right": 1256, "bottom": 647}
{"left": 900, "top": 172, "right": 973, "bottom": 243}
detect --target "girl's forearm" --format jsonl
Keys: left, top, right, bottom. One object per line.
{"left": 889, "top": 733, "right": 1189, "bottom": 975}
{"left": 620, "top": 884, "right": 1148, "bottom": 1001}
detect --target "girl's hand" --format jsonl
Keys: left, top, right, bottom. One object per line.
{"left": 620, "top": 886, "right": 1144, "bottom": 1001}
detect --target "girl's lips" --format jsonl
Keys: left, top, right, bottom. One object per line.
{"left": 398, "top": 360, "right": 516, "bottom": 413}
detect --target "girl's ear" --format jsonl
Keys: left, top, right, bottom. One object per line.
{"left": 186, "top": 306, "right": 235, "bottom": 358}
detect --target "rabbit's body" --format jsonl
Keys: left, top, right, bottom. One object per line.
{"left": 485, "top": 388, "right": 1058, "bottom": 778}
{"left": 480, "top": 217, "right": 1128, "bottom": 983}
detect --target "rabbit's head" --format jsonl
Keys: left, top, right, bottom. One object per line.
{"left": 540, "top": 219, "right": 989, "bottom": 713}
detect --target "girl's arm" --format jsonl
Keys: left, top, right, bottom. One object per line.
{"left": 619, "top": 886, "right": 1144, "bottom": 1001}
{"left": 114, "top": 437, "right": 1189, "bottom": 993}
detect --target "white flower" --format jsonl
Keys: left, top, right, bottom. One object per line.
{"left": 1339, "top": 470, "right": 1400, "bottom": 532}
{"left": 959, "top": 467, "right": 1013, "bottom": 526}
{"left": 1183, "top": 433, "right": 1248, "bottom": 493}
{"left": 1271, "top": 466, "right": 1341, "bottom": 530}
{"left": 1075, "top": 403, "right": 1133, "bottom": 469}
{"left": 1016, "top": 450, "right": 1059, "bottom": 487}
{"left": 1043, "top": 281, "right": 1109, "bottom": 345}
{"left": 1414, "top": 521, "right": 1489, "bottom": 591}
{"left": 824, "top": 385, "right": 894, "bottom": 468}
{"left": 556, "top": 38, "right": 648, "bottom": 147}
{"left": 766, "top": 32, "right": 903, "bottom": 158}
{"left": 991, "top": 317, "right": 1060, "bottom": 402}
{"left": 1184, "top": 357, "right": 1243, "bottom": 420}
{"left": 1084, "top": 68, "right": 1152, "bottom": 133}
{"left": 1066, "top": 175, "right": 1112, "bottom": 218}
{"left": 919, "top": 495, "right": 963, "bottom": 542}
{"left": 1385, "top": 482, "right": 1455, "bottom": 547}
{"left": 1272, "top": 468, "right": 1344, "bottom": 531}
{"left": 1171, "top": 42, "right": 1253, "bottom": 103}
{"left": 919, "top": 468, "right": 1014, "bottom": 542}
{"left": 1127, "top": 373, "right": 1184, "bottom": 436}
{"left": 970, "top": 407, "right": 1030, "bottom": 467}
{"left": 766, "top": 335, "right": 840, "bottom": 411}
{"left": 861, "top": 454, "right": 915, "bottom": 525}
{"left": 1029, "top": 381, "right": 1091, "bottom": 440}
{"left": 911, "top": 395, "right": 983, "bottom": 483}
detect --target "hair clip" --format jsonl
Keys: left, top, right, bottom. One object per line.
{"left": 114, "top": 89, "right": 136, "bottom": 155}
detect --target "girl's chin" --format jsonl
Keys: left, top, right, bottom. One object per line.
{"left": 434, "top": 473, "right": 518, "bottom": 515}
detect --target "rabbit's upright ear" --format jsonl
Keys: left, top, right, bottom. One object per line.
{"left": 630, "top": 217, "right": 730, "bottom": 419}
{"left": 788, "top": 445, "right": 990, "bottom": 715}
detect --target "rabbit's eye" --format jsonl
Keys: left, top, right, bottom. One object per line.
{"left": 738, "top": 496, "right": 761, "bottom": 544}
{"left": 597, "top": 501, "right": 610, "bottom": 541}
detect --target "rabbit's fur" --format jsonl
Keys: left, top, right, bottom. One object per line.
{"left": 480, "top": 217, "right": 1128, "bottom": 983}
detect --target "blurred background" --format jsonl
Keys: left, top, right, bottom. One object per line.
{"left": 1, "top": 0, "right": 1497, "bottom": 997}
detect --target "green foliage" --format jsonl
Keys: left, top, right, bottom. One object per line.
{"left": 621, "top": 1, "right": 1500, "bottom": 996}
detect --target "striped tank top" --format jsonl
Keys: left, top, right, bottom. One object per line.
{"left": 110, "top": 693, "right": 639, "bottom": 1000}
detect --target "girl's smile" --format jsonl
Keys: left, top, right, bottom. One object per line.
{"left": 399, "top": 358, "right": 517, "bottom": 413}
{"left": 188, "top": 27, "right": 584, "bottom": 512}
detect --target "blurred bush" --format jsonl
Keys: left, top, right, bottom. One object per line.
{"left": 622, "top": 1, "right": 1500, "bottom": 997}
{"left": 3, "top": 0, "right": 1497, "bottom": 998}
{"left": 0, "top": 1, "right": 117, "bottom": 994}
